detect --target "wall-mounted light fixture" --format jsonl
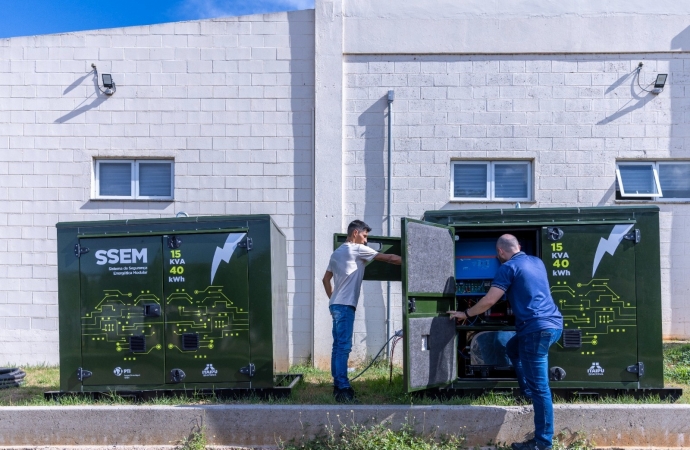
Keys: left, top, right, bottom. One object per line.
{"left": 91, "top": 63, "right": 116, "bottom": 96}
{"left": 652, "top": 74, "right": 667, "bottom": 95}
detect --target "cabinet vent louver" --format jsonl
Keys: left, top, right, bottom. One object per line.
{"left": 562, "top": 329, "right": 582, "bottom": 348}
{"left": 182, "top": 333, "right": 199, "bottom": 351}
{"left": 129, "top": 335, "right": 146, "bottom": 353}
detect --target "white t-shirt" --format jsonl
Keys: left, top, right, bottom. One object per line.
{"left": 326, "top": 243, "right": 379, "bottom": 308}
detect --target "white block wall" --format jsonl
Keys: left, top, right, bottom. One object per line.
{"left": 344, "top": 54, "right": 690, "bottom": 345}
{"left": 0, "top": 10, "right": 315, "bottom": 364}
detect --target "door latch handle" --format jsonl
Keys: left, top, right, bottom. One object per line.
{"left": 144, "top": 304, "right": 161, "bottom": 317}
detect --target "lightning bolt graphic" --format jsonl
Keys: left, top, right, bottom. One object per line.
{"left": 591, "top": 224, "right": 634, "bottom": 277}
{"left": 210, "top": 233, "right": 246, "bottom": 284}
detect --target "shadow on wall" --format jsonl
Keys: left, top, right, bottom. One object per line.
{"left": 359, "top": 95, "right": 389, "bottom": 358}
{"left": 55, "top": 69, "right": 109, "bottom": 123}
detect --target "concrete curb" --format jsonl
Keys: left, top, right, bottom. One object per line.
{"left": 0, "top": 405, "right": 688, "bottom": 448}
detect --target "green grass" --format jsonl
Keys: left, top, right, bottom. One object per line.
{"left": 1, "top": 343, "right": 689, "bottom": 406}
{"left": 663, "top": 342, "right": 690, "bottom": 404}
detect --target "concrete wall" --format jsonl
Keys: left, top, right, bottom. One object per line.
{"left": 309, "top": 0, "right": 690, "bottom": 367}
{"left": 342, "top": 54, "right": 690, "bottom": 345}
{"left": 0, "top": 10, "right": 315, "bottom": 364}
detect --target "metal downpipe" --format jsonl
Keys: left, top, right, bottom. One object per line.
{"left": 386, "top": 90, "right": 394, "bottom": 359}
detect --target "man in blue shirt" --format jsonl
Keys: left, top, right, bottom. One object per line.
{"left": 449, "top": 234, "right": 563, "bottom": 450}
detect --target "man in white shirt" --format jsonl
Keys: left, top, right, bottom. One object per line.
{"left": 322, "top": 220, "right": 401, "bottom": 403}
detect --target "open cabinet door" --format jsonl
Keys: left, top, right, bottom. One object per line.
{"left": 333, "top": 233, "right": 402, "bottom": 281}
{"left": 402, "top": 218, "right": 457, "bottom": 392}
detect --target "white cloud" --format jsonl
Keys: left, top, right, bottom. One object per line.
{"left": 180, "top": 0, "right": 314, "bottom": 19}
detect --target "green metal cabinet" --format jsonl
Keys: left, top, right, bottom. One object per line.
{"left": 57, "top": 215, "right": 288, "bottom": 393}
{"left": 346, "top": 206, "right": 676, "bottom": 396}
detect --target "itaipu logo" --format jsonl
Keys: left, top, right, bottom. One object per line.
{"left": 587, "top": 362, "right": 605, "bottom": 376}
{"left": 95, "top": 248, "right": 148, "bottom": 265}
{"left": 202, "top": 364, "right": 218, "bottom": 377}
{"left": 113, "top": 367, "right": 123, "bottom": 376}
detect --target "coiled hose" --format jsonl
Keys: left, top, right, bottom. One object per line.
{"left": 0, "top": 368, "right": 26, "bottom": 389}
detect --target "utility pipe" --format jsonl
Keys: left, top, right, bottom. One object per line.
{"left": 386, "top": 90, "right": 394, "bottom": 358}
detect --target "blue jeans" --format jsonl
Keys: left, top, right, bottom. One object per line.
{"left": 506, "top": 328, "right": 562, "bottom": 448}
{"left": 330, "top": 304, "right": 355, "bottom": 390}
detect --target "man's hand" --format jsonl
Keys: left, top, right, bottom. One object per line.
{"left": 447, "top": 310, "right": 467, "bottom": 321}
{"left": 373, "top": 253, "right": 402, "bottom": 265}
{"left": 322, "top": 271, "right": 333, "bottom": 299}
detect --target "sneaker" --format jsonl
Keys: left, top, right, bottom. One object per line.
{"left": 511, "top": 439, "right": 551, "bottom": 450}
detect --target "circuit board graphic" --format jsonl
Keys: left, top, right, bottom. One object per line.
{"left": 81, "top": 286, "right": 248, "bottom": 356}
{"left": 551, "top": 279, "right": 636, "bottom": 350}
{"left": 165, "top": 285, "right": 249, "bottom": 354}
{"left": 81, "top": 289, "right": 163, "bottom": 354}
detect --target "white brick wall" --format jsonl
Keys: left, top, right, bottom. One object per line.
{"left": 344, "top": 54, "right": 690, "bottom": 346}
{"left": 0, "top": 10, "right": 315, "bottom": 364}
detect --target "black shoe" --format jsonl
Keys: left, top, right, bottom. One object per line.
{"left": 511, "top": 439, "right": 551, "bottom": 450}
{"left": 334, "top": 387, "right": 359, "bottom": 404}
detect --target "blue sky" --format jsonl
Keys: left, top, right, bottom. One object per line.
{"left": 0, "top": 0, "right": 314, "bottom": 38}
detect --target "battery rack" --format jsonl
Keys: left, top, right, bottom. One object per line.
{"left": 454, "top": 230, "right": 539, "bottom": 380}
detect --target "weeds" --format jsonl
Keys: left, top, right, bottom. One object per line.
{"left": 280, "top": 414, "right": 465, "bottom": 450}
{"left": 176, "top": 425, "right": 207, "bottom": 450}
{"left": 552, "top": 430, "right": 595, "bottom": 450}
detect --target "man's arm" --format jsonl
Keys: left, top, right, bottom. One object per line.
{"left": 448, "top": 287, "right": 504, "bottom": 320}
{"left": 322, "top": 271, "right": 333, "bottom": 299}
{"left": 373, "top": 253, "right": 402, "bottom": 265}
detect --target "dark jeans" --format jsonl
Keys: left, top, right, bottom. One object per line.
{"left": 506, "top": 328, "right": 562, "bottom": 448}
{"left": 330, "top": 304, "right": 355, "bottom": 390}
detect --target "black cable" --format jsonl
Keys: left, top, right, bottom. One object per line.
{"left": 0, "top": 368, "right": 26, "bottom": 389}
{"left": 350, "top": 330, "right": 402, "bottom": 382}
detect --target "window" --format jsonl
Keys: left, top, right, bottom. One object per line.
{"left": 94, "top": 160, "right": 174, "bottom": 200}
{"left": 616, "top": 161, "right": 690, "bottom": 200}
{"left": 450, "top": 161, "right": 531, "bottom": 201}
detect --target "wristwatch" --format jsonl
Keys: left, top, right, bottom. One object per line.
{"left": 464, "top": 308, "right": 472, "bottom": 318}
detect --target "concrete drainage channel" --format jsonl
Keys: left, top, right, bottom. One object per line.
{"left": 0, "top": 405, "right": 689, "bottom": 448}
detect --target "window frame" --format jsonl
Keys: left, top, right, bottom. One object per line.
{"left": 657, "top": 161, "right": 690, "bottom": 201}
{"left": 94, "top": 159, "right": 174, "bottom": 201}
{"left": 615, "top": 162, "right": 662, "bottom": 198}
{"left": 450, "top": 160, "right": 532, "bottom": 202}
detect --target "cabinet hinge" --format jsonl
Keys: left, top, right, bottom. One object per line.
{"left": 238, "top": 237, "right": 253, "bottom": 251}
{"left": 239, "top": 363, "right": 255, "bottom": 377}
{"left": 77, "top": 367, "right": 92, "bottom": 381}
{"left": 623, "top": 229, "right": 641, "bottom": 244}
{"left": 408, "top": 298, "right": 416, "bottom": 314}
{"left": 74, "top": 243, "right": 89, "bottom": 258}
{"left": 626, "top": 362, "right": 645, "bottom": 376}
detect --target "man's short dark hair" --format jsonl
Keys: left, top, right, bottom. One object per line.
{"left": 347, "top": 220, "right": 372, "bottom": 236}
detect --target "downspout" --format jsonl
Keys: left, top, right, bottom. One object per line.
{"left": 386, "top": 90, "right": 394, "bottom": 358}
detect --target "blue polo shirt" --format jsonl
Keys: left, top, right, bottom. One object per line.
{"left": 491, "top": 252, "right": 563, "bottom": 335}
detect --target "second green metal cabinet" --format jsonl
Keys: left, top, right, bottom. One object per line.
{"left": 347, "top": 206, "right": 666, "bottom": 394}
